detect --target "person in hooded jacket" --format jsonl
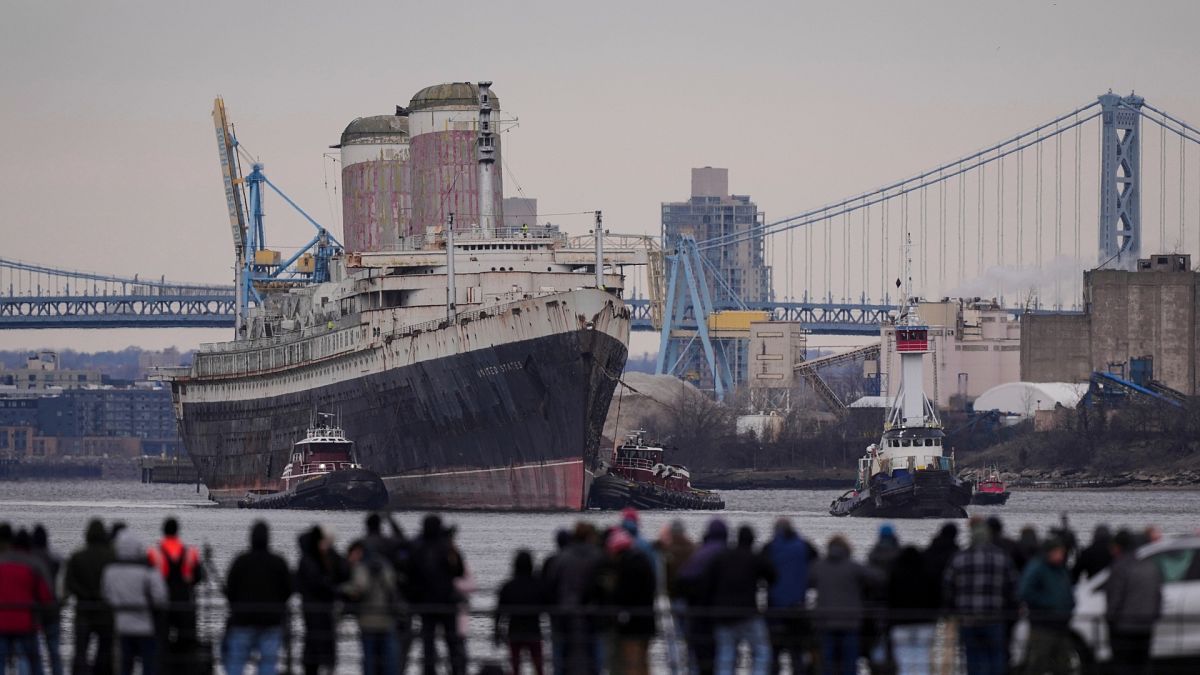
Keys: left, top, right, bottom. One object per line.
{"left": 296, "top": 526, "right": 348, "bottom": 675}
{"left": 810, "top": 535, "right": 875, "bottom": 675}
{"left": 865, "top": 525, "right": 900, "bottom": 668}
{"left": 1018, "top": 537, "right": 1075, "bottom": 675}
{"left": 654, "top": 520, "right": 694, "bottom": 675}
{"left": 64, "top": 518, "right": 116, "bottom": 675}
{"left": 495, "top": 550, "right": 545, "bottom": 675}
{"left": 546, "top": 522, "right": 603, "bottom": 675}
{"left": 539, "top": 529, "right": 571, "bottom": 675}
{"left": 762, "top": 518, "right": 816, "bottom": 675}
{"left": 704, "top": 525, "right": 774, "bottom": 675}
{"left": 223, "top": 521, "right": 293, "bottom": 675}
{"left": 29, "top": 525, "right": 64, "bottom": 675}
{"left": 101, "top": 530, "right": 168, "bottom": 675}
{"left": 147, "top": 517, "right": 205, "bottom": 674}
{"left": 676, "top": 518, "right": 728, "bottom": 675}
{"left": 1105, "top": 528, "right": 1162, "bottom": 674}
{"left": 343, "top": 539, "right": 402, "bottom": 675}
{"left": 593, "top": 529, "right": 655, "bottom": 675}
{"left": 886, "top": 546, "right": 939, "bottom": 675}
{"left": 922, "top": 523, "right": 959, "bottom": 609}
{"left": 0, "top": 524, "right": 53, "bottom": 675}
{"left": 410, "top": 514, "right": 466, "bottom": 675}
{"left": 1071, "top": 525, "right": 1112, "bottom": 583}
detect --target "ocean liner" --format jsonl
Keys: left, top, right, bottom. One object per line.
{"left": 168, "top": 82, "right": 643, "bottom": 510}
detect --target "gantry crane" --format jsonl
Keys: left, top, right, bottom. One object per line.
{"left": 211, "top": 97, "right": 341, "bottom": 335}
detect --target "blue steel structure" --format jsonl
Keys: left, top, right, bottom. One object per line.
{"left": 0, "top": 258, "right": 235, "bottom": 329}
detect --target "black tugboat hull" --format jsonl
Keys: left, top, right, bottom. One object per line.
{"left": 970, "top": 491, "right": 1011, "bottom": 506}
{"left": 238, "top": 468, "right": 388, "bottom": 510}
{"left": 830, "top": 470, "right": 970, "bottom": 519}
{"left": 588, "top": 473, "right": 724, "bottom": 511}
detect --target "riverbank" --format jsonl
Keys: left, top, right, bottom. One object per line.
{"left": 693, "top": 467, "right": 853, "bottom": 490}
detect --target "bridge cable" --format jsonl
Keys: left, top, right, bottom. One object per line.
{"left": 697, "top": 99, "right": 1102, "bottom": 253}
{"left": 1080, "top": 116, "right": 1089, "bottom": 305}
{"left": 864, "top": 201, "right": 871, "bottom": 303}
{"left": 1180, "top": 133, "right": 1186, "bottom": 253}
{"left": 824, "top": 217, "right": 830, "bottom": 301}
{"left": 882, "top": 198, "right": 889, "bottom": 302}
{"left": 921, "top": 185, "right": 928, "bottom": 291}
{"left": 1036, "top": 138, "right": 1043, "bottom": 281}
{"left": 1161, "top": 119, "right": 1168, "bottom": 249}
{"left": 1055, "top": 130, "right": 1063, "bottom": 308}
{"left": 843, "top": 209, "right": 850, "bottom": 302}
{"left": 977, "top": 163, "right": 985, "bottom": 277}
{"left": 958, "top": 167, "right": 966, "bottom": 286}
{"left": 1017, "top": 147, "right": 1024, "bottom": 270}
{"left": 696, "top": 111, "right": 1101, "bottom": 254}
{"left": 939, "top": 174, "right": 946, "bottom": 296}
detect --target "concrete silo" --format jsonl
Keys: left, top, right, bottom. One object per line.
{"left": 408, "top": 82, "right": 503, "bottom": 238}
{"left": 338, "top": 114, "right": 411, "bottom": 252}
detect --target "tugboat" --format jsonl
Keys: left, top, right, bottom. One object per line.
{"left": 969, "top": 467, "right": 1011, "bottom": 505}
{"left": 830, "top": 243, "right": 971, "bottom": 519}
{"left": 239, "top": 414, "right": 388, "bottom": 510}
{"left": 588, "top": 431, "right": 724, "bottom": 510}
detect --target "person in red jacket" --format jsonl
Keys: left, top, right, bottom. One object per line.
{"left": 147, "top": 517, "right": 205, "bottom": 671}
{"left": 0, "top": 523, "right": 54, "bottom": 673}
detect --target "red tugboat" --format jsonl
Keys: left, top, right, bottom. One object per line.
{"left": 238, "top": 414, "right": 388, "bottom": 510}
{"left": 588, "top": 431, "right": 724, "bottom": 510}
{"left": 970, "top": 467, "right": 1011, "bottom": 505}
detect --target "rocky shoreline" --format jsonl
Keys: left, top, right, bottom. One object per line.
{"left": 694, "top": 466, "right": 1200, "bottom": 491}
{"left": 977, "top": 468, "right": 1200, "bottom": 490}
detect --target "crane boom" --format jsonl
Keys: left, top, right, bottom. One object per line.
{"left": 212, "top": 97, "right": 248, "bottom": 333}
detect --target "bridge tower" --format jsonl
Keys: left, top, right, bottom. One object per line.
{"left": 1098, "top": 92, "right": 1144, "bottom": 270}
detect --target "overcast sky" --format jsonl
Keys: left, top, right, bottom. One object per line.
{"left": 2, "top": 0, "right": 1199, "bottom": 353}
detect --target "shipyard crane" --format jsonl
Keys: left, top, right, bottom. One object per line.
{"left": 210, "top": 97, "right": 342, "bottom": 335}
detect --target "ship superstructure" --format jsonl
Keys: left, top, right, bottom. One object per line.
{"left": 169, "top": 82, "right": 648, "bottom": 510}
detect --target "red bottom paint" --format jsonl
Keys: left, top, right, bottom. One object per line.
{"left": 382, "top": 458, "right": 589, "bottom": 511}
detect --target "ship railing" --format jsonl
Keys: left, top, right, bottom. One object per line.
{"left": 20, "top": 599, "right": 1200, "bottom": 672}
{"left": 613, "top": 457, "right": 656, "bottom": 471}
{"left": 191, "top": 290, "right": 621, "bottom": 378}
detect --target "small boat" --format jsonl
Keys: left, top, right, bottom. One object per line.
{"left": 238, "top": 414, "right": 388, "bottom": 510}
{"left": 588, "top": 431, "right": 724, "bottom": 510}
{"left": 970, "top": 467, "right": 1011, "bottom": 505}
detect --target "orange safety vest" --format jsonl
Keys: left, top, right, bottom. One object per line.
{"left": 149, "top": 536, "right": 200, "bottom": 584}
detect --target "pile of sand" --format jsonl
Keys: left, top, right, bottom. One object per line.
{"left": 602, "top": 372, "right": 700, "bottom": 441}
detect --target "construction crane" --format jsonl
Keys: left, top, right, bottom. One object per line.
{"left": 212, "top": 97, "right": 248, "bottom": 334}
{"left": 211, "top": 97, "right": 342, "bottom": 335}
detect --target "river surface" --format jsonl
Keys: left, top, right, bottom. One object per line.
{"left": 2, "top": 480, "right": 1198, "bottom": 671}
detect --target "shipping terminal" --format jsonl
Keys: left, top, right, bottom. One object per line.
{"left": 165, "top": 82, "right": 651, "bottom": 510}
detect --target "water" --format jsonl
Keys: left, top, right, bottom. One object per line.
{"left": 3, "top": 480, "right": 1198, "bottom": 669}
{"left": 5, "top": 481, "right": 1198, "bottom": 578}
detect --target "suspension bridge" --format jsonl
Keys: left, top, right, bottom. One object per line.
{"left": 3, "top": 91, "right": 1199, "bottom": 342}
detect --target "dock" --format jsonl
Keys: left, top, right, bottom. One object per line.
{"left": 139, "top": 456, "right": 201, "bottom": 484}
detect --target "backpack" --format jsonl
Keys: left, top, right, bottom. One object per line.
{"left": 160, "top": 544, "right": 193, "bottom": 603}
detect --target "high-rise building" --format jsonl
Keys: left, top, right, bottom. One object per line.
{"left": 661, "top": 167, "right": 771, "bottom": 306}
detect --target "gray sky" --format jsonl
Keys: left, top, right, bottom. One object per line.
{"left": 2, "top": 0, "right": 1199, "bottom": 352}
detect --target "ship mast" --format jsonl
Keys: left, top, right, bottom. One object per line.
{"left": 889, "top": 233, "right": 937, "bottom": 430}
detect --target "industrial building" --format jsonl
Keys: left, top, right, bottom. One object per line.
{"left": 1021, "top": 254, "right": 1200, "bottom": 395}
{"left": 879, "top": 300, "right": 1022, "bottom": 409}
{"left": 661, "top": 167, "right": 771, "bottom": 305}
{"left": 0, "top": 352, "right": 102, "bottom": 391}
{"left": 1, "top": 385, "right": 180, "bottom": 459}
